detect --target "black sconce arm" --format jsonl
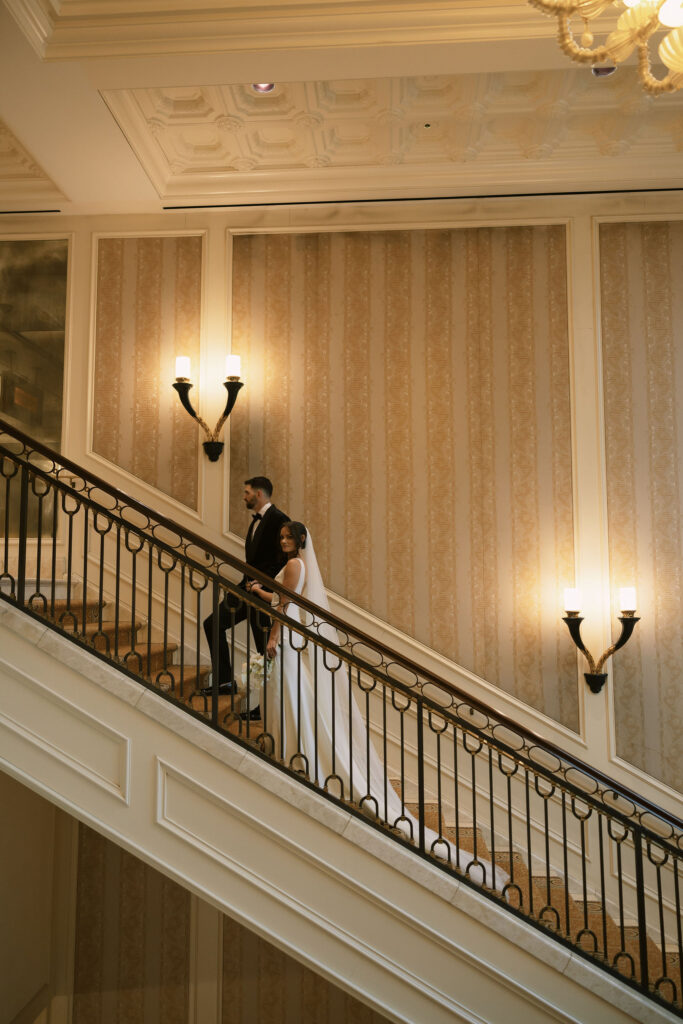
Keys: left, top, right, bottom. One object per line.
{"left": 562, "top": 611, "right": 640, "bottom": 694}
{"left": 562, "top": 615, "right": 597, "bottom": 673}
{"left": 213, "top": 379, "right": 244, "bottom": 439}
{"left": 594, "top": 614, "right": 640, "bottom": 673}
{"left": 172, "top": 381, "right": 214, "bottom": 441}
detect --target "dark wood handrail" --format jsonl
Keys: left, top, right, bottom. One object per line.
{"left": 1, "top": 416, "right": 681, "bottom": 832}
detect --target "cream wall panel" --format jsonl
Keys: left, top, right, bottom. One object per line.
{"left": 229, "top": 226, "right": 578, "bottom": 730}
{"left": 599, "top": 220, "right": 683, "bottom": 793}
{"left": 0, "top": 658, "right": 130, "bottom": 802}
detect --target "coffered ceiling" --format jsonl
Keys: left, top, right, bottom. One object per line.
{"left": 0, "top": 0, "right": 682, "bottom": 214}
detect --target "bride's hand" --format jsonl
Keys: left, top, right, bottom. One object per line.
{"left": 266, "top": 637, "right": 278, "bottom": 660}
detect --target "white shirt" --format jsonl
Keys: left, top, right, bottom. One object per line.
{"left": 251, "top": 501, "right": 271, "bottom": 536}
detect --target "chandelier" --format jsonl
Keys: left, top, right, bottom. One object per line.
{"left": 528, "top": 0, "right": 683, "bottom": 94}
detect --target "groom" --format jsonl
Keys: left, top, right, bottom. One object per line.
{"left": 200, "top": 476, "right": 289, "bottom": 696}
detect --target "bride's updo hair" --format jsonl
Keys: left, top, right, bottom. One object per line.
{"left": 284, "top": 520, "right": 307, "bottom": 551}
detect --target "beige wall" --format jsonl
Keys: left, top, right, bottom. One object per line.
{"left": 221, "top": 915, "right": 389, "bottom": 1024}
{"left": 71, "top": 824, "right": 390, "bottom": 1024}
{"left": 600, "top": 220, "right": 683, "bottom": 792}
{"left": 229, "top": 227, "right": 578, "bottom": 730}
{"left": 92, "top": 235, "right": 202, "bottom": 509}
{"left": 0, "top": 773, "right": 56, "bottom": 1024}
{"left": 72, "top": 823, "right": 191, "bottom": 1024}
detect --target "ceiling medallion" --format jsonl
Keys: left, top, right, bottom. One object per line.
{"left": 528, "top": 0, "right": 683, "bottom": 94}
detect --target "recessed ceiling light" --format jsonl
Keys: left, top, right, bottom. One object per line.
{"left": 252, "top": 83, "right": 275, "bottom": 93}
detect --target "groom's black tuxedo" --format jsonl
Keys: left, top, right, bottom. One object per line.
{"left": 243, "top": 503, "right": 289, "bottom": 582}
{"left": 203, "top": 503, "right": 289, "bottom": 687}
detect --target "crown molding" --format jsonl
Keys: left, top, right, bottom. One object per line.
{"left": 5, "top": 0, "right": 553, "bottom": 60}
{"left": 0, "top": 118, "right": 65, "bottom": 201}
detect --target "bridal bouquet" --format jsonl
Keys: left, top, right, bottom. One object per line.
{"left": 237, "top": 653, "right": 267, "bottom": 710}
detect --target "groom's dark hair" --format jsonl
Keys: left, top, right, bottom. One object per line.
{"left": 245, "top": 476, "right": 273, "bottom": 497}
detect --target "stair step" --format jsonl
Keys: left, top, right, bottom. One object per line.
{"left": 37, "top": 595, "right": 105, "bottom": 627}
{"left": 151, "top": 663, "right": 210, "bottom": 696}
{"left": 83, "top": 620, "right": 142, "bottom": 649}
{"left": 186, "top": 693, "right": 263, "bottom": 737}
{"left": 118, "top": 642, "right": 178, "bottom": 675}
{"left": 441, "top": 825, "right": 490, "bottom": 860}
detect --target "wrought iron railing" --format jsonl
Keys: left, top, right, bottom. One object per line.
{"left": 0, "top": 417, "right": 681, "bottom": 1015}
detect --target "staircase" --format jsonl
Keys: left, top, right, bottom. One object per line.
{"left": 26, "top": 591, "right": 683, "bottom": 1018}
{"left": 1, "top": 417, "right": 682, "bottom": 1022}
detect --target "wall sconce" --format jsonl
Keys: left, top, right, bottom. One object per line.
{"left": 562, "top": 587, "right": 640, "bottom": 694}
{"left": 172, "top": 355, "right": 243, "bottom": 461}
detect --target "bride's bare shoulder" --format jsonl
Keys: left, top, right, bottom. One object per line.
{"left": 281, "top": 557, "right": 304, "bottom": 585}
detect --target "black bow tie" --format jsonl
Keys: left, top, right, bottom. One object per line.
{"left": 252, "top": 512, "right": 262, "bottom": 521}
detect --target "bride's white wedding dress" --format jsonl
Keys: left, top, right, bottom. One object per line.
{"left": 261, "top": 542, "right": 507, "bottom": 892}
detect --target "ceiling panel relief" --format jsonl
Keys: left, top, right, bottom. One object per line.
{"left": 103, "top": 72, "right": 683, "bottom": 202}
{"left": 0, "top": 119, "right": 65, "bottom": 203}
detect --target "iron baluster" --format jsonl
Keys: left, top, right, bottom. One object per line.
{"left": 16, "top": 463, "right": 29, "bottom": 608}
{"left": 598, "top": 813, "right": 608, "bottom": 961}
{"left": 561, "top": 790, "right": 570, "bottom": 937}
{"left": 295, "top": 640, "right": 302, "bottom": 768}
{"left": 349, "top": 668, "right": 356, "bottom": 804}
{"left": 244, "top": 607, "right": 251, "bottom": 728}
{"left": 114, "top": 524, "right": 121, "bottom": 661}
{"left": 124, "top": 530, "right": 142, "bottom": 675}
{"left": 90, "top": 514, "right": 112, "bottom": 656}
{"left": 49, "top": 483, "right": 58, "bottom": 619}
{"left": 62, "top": 493, "right": 76, "bottom": 631}
{"left": 525, "top": 769, "right": 533, "bottom": 916}
{"left": 675, "top": 859, "right": 682, "bottom": 1003}
{"left": 361, "top": 670, "right": 376, "bottom": 816}
{"left": 1, "top": 460, "right": 17, "bottom": 595}
{"left": 610, "top": 820, "right": 634, "bottom": 978}
{"left": 488, "top": 746, "right": 496, "bottom": 888}
{"left": 454, "top": 729, "right": 462, "bottom": 873}
{"left": 648, "top": 837, "right": 671, "bottom": 1000}
{"left": 210, "top": 580, "right": 220, "bottom": 728}
{"left": 146, "top": 539, "right": 153, "bottom": 678}
{"left": 633, "top": 828, "right": 650, "bottom": 992}
{"left": 228, "top": 601, "right": 236, "bottom": 717}
{"left": 417, "top": 698, "right": 425, "bottom": 855}
{"left": 574, "top": 799, "right": 597, "bottom": 955}
{"left": 382, "top": 684, "right": 388, "bottom": 824}
{"left": 536, "top": 776, "right": 556, "bottom": 929}
{"left": 29, "top": 476, "right": 45, "bottom": 612}
{"left": 179, "top": 564, "right": 186, "bottom": 698}
{"left": 278, "top": 641, "right": 284, "bottom": 762}
{"left": 312, "top": 646, "right": 319, "bottom": 784}
{"left": 81, "top": 506, "right": 89, "bottom": 639}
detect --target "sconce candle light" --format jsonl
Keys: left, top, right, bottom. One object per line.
{"left": 172, "top": 355, "right": 243, "bottom": 461}
{"left": 562, "top": 587, "right": 640, "bottom": 694}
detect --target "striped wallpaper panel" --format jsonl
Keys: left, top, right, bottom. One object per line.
{"left": 229, "top": 227, "right": 578, "bottom": 730}
{"left": 92, "top": 235, "right": 202, "bottom": 509}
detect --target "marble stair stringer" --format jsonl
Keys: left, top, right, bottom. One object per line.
{"left": 0, "top": 600, "right": 671, "bottom": 1024}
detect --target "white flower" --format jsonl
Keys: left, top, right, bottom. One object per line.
{"left": 239, "top": 653, "right": 265, "bottom": 692}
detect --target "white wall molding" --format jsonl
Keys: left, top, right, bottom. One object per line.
{"left": 0, "top": 655, "right": 131, "bottom": 803}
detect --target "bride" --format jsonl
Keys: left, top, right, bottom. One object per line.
{"left": 246, "top": 521, "right": 506, "bottom": 891}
